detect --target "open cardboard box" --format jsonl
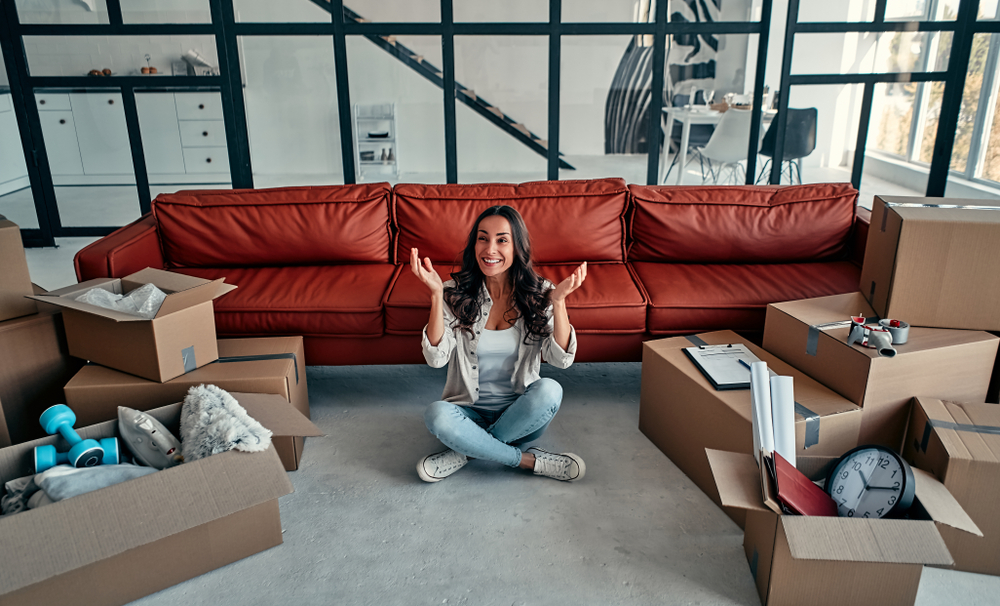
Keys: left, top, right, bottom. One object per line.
{"left": 639, "top": 330, "right": 861, "bottom": 527}
{"left": 0, "top": 215, "right": 37, "bottom": 323}
{"left": 904, "top": 397, "right": 1000, "bottom": 577}
{"left": 0, "top": 392, "right": 322, "bottom": 606}
{"left": 706, "top": 448, "right": 982, "bottom": 606}
{"left": 28, "top": 268, "right": 236, "bottom": 382}
{"left": 65, "top": 337, "right": 311, "bottom": 471}
{"left": 764, "top": 292, "right": 998, "bottom": 449}
{"left": 860, "top": 195, "right": 1000, "bottom": 331}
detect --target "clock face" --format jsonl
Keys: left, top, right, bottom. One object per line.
{"left": 826, "top": 446, "right": 910, "bottom": 519}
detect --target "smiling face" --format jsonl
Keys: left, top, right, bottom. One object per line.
{"left": 475, "top": 215, "right": 515, "bottom": 279}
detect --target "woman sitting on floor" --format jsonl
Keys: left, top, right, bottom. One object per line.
{"left": 410, "top": 204, "right": 587, "bottom": 483}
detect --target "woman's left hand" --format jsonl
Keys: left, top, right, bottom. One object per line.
{"left": 551, "top": 262, "right": 587, "bottom": 304}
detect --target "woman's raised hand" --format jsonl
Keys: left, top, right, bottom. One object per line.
{"left": 551, "top": 262, "right": 587, "bottom": 304}
{"left": 410, "top": 247, "right": 444, "bottom": 297}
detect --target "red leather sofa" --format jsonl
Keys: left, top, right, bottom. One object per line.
{"left": 74, "top": 178, "right": 870, "bottom": 365}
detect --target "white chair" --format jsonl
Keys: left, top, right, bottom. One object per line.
{"left": 696, "top": 108, "right": 759, "bottom": 184}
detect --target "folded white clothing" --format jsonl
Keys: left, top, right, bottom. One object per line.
{"left": 35, "top": 462, "right": 157, "bottom": 503}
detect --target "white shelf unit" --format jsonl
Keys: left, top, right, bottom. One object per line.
{"left": 354, "top": 103, "right": 397, "bottom": 181}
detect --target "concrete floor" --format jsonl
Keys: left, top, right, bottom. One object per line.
{"left": 20, "top": 218, "right": 1000, "bottom": 606}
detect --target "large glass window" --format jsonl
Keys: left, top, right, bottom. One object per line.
{"left": 455, "top": 35, "right": 547, "bottom": 182}
{"left": 0, "top": 44, "right": 35, "bottom": 229}
{"left": 240, "top": 36, "right": 342, "bottom": 188}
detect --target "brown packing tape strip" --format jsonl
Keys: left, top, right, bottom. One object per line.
{"left": 212, "top": 352, "right": 299, "bottom": 384}
{"left": 918, "top": 418, "right": 1000, "bottom": 452}
{"left": 684, "top": 335, "right": 820, "bottom": 449}
{"left": 880, "top": 201, "right": 1000, "bottom": 232}
{"left": 85, "top": 352, "right": 300, "bottom": 384}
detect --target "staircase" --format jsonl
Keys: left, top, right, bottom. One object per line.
{"left": 308, "top": 0, "right": 574, "bottom": 170}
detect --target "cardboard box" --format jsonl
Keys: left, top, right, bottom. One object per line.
{"left": 28, "top": 268, "right": 236, "bottom": 382}
{"left": 0, "top": 307, "right": 85, "bottom": 447}
{"left": 707, "top": 448, "right": 982, "bottom": 606}
{"left": 0, "top": 215, "right": 37, "bottom": 322}
{"left": 904, "top": 397, "right": 1000, "bottom": 576}
{"left": 639, "top": 330, "right": 862, "bottom": 527}
{"left": 860, "top": 195, "right": 1000, "bottom": 331}
{"left": 764, "top": 292, "right": 999, "bottom": 449}
{"left": 0, "top": 392, "right": 322, "bottom": 606}
{"left": 64, "top": 337, "right": 311, "bottom": 471}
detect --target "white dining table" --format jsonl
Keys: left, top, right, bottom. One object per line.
{"left": 661, "top": 106, "right": 776, "bottom": 185}
{"left": 661, "top": 106, "right": 723, "bottom": 185}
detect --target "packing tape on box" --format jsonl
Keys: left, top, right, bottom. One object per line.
{"left": 918, "top": 418, "right": 1000, "bottom": 452}
{"left": 212, "top": 352, "right": 300, "bottom": 384}
{"left": 806, "top": 317, "right": 880, "bottom": 356}
{"left": 84, "top": 352, "right": 301, "bottom": 383}
{"left": 181, "top": 346, "right": 196, "bottom": 373}
{"left": 684, "top": 335, "right": 821, "bottom": 449}
{"left": 881, "top": 201, "right": 1000, "bottom": 232}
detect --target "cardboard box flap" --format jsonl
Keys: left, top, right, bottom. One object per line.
{"left": 232, "top": 392, "right": 322, "bottom": 438}
{"left": 27, "top": 279, "right": 147, "bottom": 323}
{"left": 0, "top": 447, "right": 291, "bottom": 595}
{"left": 706, "top": 449, "right": 770, "bottom": 512}
{"left": 781, "top": 517, "right": 953, "bottom": 565}
{"left": 917, "top": 398, "right": 1000, "bottom": 463}
{"left": 913, "top": 467, "right": 982, "bottom": 536}
{"left": 119, "top": 268, "right": 236, "bottom": 318}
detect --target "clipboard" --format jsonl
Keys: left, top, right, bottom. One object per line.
{"left": 683, "top": 343, "right": 762, "bottom": 390}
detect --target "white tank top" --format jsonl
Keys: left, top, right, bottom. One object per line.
{"left": 474, "top": 324, "right": 520, "bottom": 410}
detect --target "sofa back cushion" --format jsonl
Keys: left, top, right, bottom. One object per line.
{"left": 393, "top": 179, "right": 629, "bottom": 264}
{"left": 628, "top": 183, "right": 858, "bottom": 263}
{"left": 153, "top": 184, "right": 392, "bottom": 267}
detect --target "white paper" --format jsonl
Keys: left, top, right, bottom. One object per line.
{"left": 770, "top": 375, "right": 796, "bottom": 468}
{"left": 750, "top": 361, "right": 773, "bottom": 464}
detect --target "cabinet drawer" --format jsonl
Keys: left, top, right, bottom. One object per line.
{"left": 179, "top": 120, "right": 226, "bottom": 147}
{"left": 174, "top": 93, "right": 224, "bottom": 120}
{"left": 182, "top": 146, "right": 229, "bottom": 173}
{"left": 35, "top": 93, "right": 72, "bottom": 111}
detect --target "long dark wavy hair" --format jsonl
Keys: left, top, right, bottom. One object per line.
{"left": 444, "top": 205, "right": 553, "bottom": 344}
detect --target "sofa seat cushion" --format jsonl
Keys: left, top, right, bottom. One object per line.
{"left": 385, "top": 263, "right": 646, "bottom": 334}
{"left": 632, "top": 261, "right": 861, "bottom": 334}
{"left": 175, "top": 265, "right": 396, "bottom": 337}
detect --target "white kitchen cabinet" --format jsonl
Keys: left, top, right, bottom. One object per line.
{"left": 34, "top": 93, "right": 71, "bottom": 111}
{"left": 69, "top": 92, "right": 134, "bottom": 176}
{"left": 178, "top": 120, "right": 226, "bottom": 147}
{"left": 174, "top": 93, "right": 224, "bottom": 120}
{"left": 182, "top": 146, "right": 228, "bottom": 173}
{"left": 135, "top": 93, "right": 186, "bottom": 175}
{"left": 37, "top": 110, "right": 85, "bottom": 176}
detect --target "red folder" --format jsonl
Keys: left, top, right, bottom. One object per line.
{"left": 774, "top": 452, "right": 838, "bottom": 517}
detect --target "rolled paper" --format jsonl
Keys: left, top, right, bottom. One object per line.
{"left": 770, "top": 375, "right": 796, "bottom": 468}
{"left": 750, "top": 361, "right": 774, "bottom": 463}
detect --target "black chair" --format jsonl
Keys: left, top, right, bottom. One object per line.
{"left": 661, "top": 92, "right": 716, "bottom": 182}
{"left": 756, "top": 107, "right": 817, "bottom": 184}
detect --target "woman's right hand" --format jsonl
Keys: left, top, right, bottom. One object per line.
{"left": 410, "top": 248, "right": 444, "bottom": 298}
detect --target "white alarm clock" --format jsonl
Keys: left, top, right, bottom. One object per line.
{"left": 825, "top": 445, "right": 915, "bottom": 519}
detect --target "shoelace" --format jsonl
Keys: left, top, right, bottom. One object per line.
{"left": 535, "top": 453, "right": 571, "bottom": 479}
{"left": 431, "top": 451, "right": 465, "bottom": 474}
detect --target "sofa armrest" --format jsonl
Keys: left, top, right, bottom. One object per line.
{"left": 848, "top": 206, "right": 871, "bottom": 268}
{"left": 75, "top": 214, "right": 165, "bottom": 281}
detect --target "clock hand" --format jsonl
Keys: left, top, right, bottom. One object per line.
{"left": 865, "top": 486, "right": 900, "bottom": 491}
{"left": 856, "top": 468, "right": 871, "bottom": 500}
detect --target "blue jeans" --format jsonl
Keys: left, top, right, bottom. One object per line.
{"left": 424, "top": 378, "right": 563, "bottom": 468}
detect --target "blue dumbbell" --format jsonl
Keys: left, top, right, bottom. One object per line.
{"left": 34, "top": 404, "right": 120, "bottom": 473}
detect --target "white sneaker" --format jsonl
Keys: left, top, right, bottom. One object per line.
{"left": 527, "top": 447, "right": 585, "bottom": 482}
{"left": 417, "top": 449, "right": 469, "bottom": 483}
